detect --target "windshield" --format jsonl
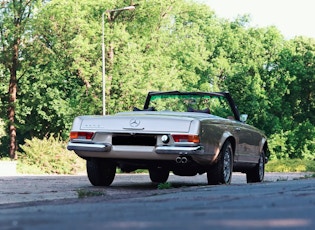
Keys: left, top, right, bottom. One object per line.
{"left": 147, "top": 93, "right": 234, "bottom": 118}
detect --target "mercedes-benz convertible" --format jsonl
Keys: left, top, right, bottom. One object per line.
{"left": 67, "top": 91, "right": 268, "bottom": 186}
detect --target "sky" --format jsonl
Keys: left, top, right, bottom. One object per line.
{"left": 197, "top": 0, "right": 315, "bottom": 39}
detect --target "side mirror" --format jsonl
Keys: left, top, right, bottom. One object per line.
{"left": 240, "top": 114, "right": 248, "bottom": 123}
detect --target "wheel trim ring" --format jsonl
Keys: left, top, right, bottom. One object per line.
{"left": 223, "top": 148, "right": 232, "bottom": 182}
{"left": 258, "top": 154, "right": 265, "bottom": 180}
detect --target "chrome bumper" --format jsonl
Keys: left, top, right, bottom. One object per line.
{"left": 67, "top": 142, "right": 112, "bottom": 152}
{"left": 67, "top": 142, "right": 204, "bottom": 155}
{"left": 155, "top": 145, "right": 204, "bottom": 155}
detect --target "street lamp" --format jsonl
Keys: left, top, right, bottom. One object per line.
{"left": 102, "top": 5, "right": 136, "bottom": 115}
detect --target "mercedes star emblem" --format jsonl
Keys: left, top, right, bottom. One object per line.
{"left": 129, "top": 118, "right": 141, "bottom": 127}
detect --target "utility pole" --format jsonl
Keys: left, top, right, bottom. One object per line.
{"left": 102, "top": 6, "right": 135, "bottom": 115}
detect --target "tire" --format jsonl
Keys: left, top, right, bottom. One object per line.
{"left": 246, "top": 151, "right": 265, "bottom": 183}
{"left": 86, "top": 158, "right": 116, "bottom": 186}
{"left": 149, "top": 167, "right": 169, "bottom": 183}
{"left": 207, "top": 141, "right": 233, "bottom": 185}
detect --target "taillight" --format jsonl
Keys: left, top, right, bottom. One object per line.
{"left": 70, "top": 132, "right": 94, "bottom": 140}
{"left": 172, "top": 134, "right": 200, "bottom": 143}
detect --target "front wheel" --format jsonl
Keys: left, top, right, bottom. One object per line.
{"left": 86, "top": 158, "right": 116, "bottom": 186}
{"left": 246, "top": 151, "right": 265, "bottom": 183}
{"left": 207, "top": 141, "right": 233, "bottom": 185}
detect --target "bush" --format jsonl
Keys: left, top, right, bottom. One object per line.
{"left": 268, "top": 124, "right": 315, "bottom": 161}
{"left": 17, "top": 135, "right": 85, "bottom": 174}
{"left": 0, "top": 119, "right": 4, "bottom": 138}
{"left": 0, "top": 119, "right": 6, "bottom": 158}
{"left": 268, "top": 131, "right": 289, "bottom": 160}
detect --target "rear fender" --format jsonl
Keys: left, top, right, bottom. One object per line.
{"left": 212, "top": 131, "right": 234, "bottom": 161}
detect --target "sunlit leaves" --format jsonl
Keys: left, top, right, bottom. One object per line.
{"left": 0, "top": 0, "right": 315, "bottom": 161}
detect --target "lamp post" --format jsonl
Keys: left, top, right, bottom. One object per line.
{"left": 102, "top": 5, "right": 135, "bottom": 115}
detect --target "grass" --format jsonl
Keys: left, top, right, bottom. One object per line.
{"left": 157, "top": 182, "right": 173, "bottom": 189}
{"left": 265, "top": 158, "right": 315, "bottom": 172}
{"left": 76, "top": 189, "right": 105, "bottom": 198}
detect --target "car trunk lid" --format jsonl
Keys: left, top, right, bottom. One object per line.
{"left": 80, "top": 113, "right": 198, "bottom": 133}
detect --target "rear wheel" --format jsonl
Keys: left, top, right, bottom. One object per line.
{"left": 86, "top": 158, "right": 116, "bottom": 186}
{"left": 207, "top": 141, "right": 233, "bottom": 185}
{"left": 149, "top": 167, "right": 169, "bottom": 183}
{"left": 246, "top": 151, "right": 265, "bottom": 183}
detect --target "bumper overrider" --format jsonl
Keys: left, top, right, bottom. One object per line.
{"left": 67, "top": 142, "right": 204, "bottom": 155}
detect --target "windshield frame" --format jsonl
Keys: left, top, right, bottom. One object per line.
{"left": 143, "top": 91, "right": 241, "bottom": 121}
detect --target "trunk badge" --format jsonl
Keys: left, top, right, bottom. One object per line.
{"left": 130, "top": 118, "right": 141, "bottom": 127}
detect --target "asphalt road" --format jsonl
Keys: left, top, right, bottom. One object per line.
{"left": 0, "top": 173, "right": 315, "bottom": 230}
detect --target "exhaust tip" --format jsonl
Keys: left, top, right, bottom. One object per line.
{"left": 181, "top": 157, "right": 188, "bottom": 163}
{"left": 175, "top": 156, "right": 188, "bottom": 163}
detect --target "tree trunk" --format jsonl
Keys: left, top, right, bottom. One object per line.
{"left": 8, "top": 42, "right": 19, "bottom": 160}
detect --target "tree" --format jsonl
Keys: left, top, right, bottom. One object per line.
{"left": 1, "top": 0, "right": 314, "bottom": 162}
{"left": 108, "top": 0, "right": 217, "bottom": 113}
{"left": 16, "top": 0, "right": 104, "bottom": 141}
{"left": 0, "top": 0, "right": 42, "bottom": 159}
{"left": 273, "top": 37, "right": 315, "bottom": 158}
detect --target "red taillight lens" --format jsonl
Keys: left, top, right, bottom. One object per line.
{"left": 172, "top": 134, "right": 200, "bottom": 143}
{"left": 70, "top": 132, "right": 94, "bottom": 140}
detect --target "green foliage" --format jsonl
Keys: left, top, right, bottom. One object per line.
{"left": 0, "top": 119, "right": 4, "bottom": 140}
{"left": 266, "top": 37, "right": 315, "bottom": 159}
{"left": 287, "top": 120, "right": 315, "bottom": 159}
{"left": 0, "top": 119, "right": 6, "bottom": 158}
{"left": 157, "top": 182, "right": 173, "bottom": 190}
{"left": 15, "top": 0, "right": 104, "bottom": 142}
{"left": 0, "top": 0, "right": 45, "bottom": 159}
{"left": 0, "top": 0, "right": 314, "bottom": 162}
{"left": 268, "top": 131, "right": 289, "bottom": 160}
{"left": 17, "top": 136, "right": 85, "bottom": 174}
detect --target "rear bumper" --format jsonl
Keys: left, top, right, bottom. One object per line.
{"left": 67, "top": 142, "right": 206, "bottom": 160}
{"left": 155, "top": 145, "right": 204, "bottom": 155}
{"left": 67, "top": 142, "right": 111, "bottom": 152}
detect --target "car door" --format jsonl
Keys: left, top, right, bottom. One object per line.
{"left": 234, "top": 122, "right": 261, "bottom": 163}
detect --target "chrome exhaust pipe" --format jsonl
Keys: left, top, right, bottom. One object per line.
{"left": 176, "top": 157, "right": 182, "bottom": 163}
{"left": 175, "top": 156, "right": 188, "bottom": 163}
{"left": 181, "top": 157, "right": 188, "bottom": 164}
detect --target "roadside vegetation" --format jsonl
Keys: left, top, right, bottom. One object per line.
{"left": 16, "top": 136, "right": 85, "bottom": 175}
{"left": 265, "top": 159, "right": 315, "bottom": 173}
{"left": 1, "top": 117, "right": 315, "bottom": 174}
{"left": 157, "top": 182, "right": 174, "bottom": 190}
{"left": 14, "top": 156, "right": 315, "bottom": 175}
{"left": 77, "top": 189, "right": 105, "bottom": 199}
{"left": 0, "top": 0, "right": 314, "bottom": 171}
{"left": 1, "top": 117, "right": 315, "bottom": 175}
{"left": 13, "top": 136, "right": 315, "bottom": 174}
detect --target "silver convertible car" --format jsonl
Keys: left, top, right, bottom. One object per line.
{"left": 67, "top": 91, "right": 269, "bottom": 186}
